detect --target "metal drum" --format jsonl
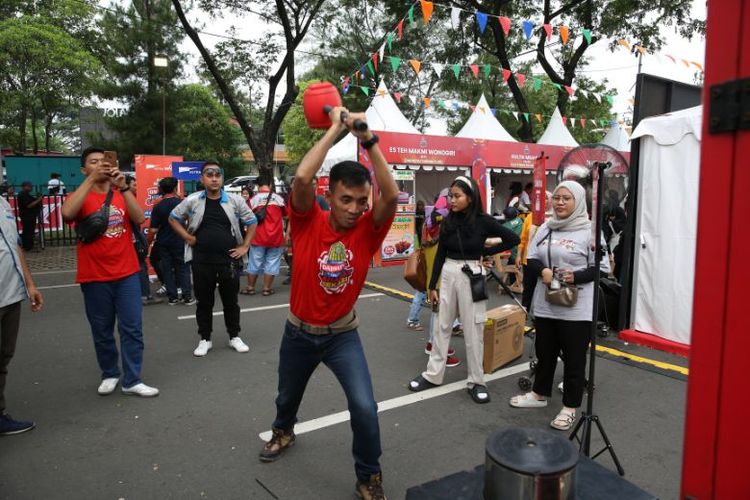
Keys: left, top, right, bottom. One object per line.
{"left": 484, "top": 427, "right": 579, "bottom": 500}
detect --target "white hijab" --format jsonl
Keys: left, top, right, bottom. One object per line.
{"left": 546, "top": 180, "right": 591, "bottom": 231}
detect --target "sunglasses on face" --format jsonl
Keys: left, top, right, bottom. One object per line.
{"left": 202, "top": 169, "right": 222, "bottom": 178}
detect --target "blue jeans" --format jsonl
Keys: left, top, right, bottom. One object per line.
{"left": 160, "top": 244, "right": 192, "bottom": 301}
{"left": 80, "top": 273, "right": 144, "bottom": 388}
{"left": 407, "top": 291, "right": 426, "bottom": 324}
{"left": 273, "top": 321, "right": 382, "bottom": 482}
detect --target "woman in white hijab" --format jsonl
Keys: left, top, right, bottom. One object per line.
{"left": 508, "top": 180, "right": 610, "bottom": 431}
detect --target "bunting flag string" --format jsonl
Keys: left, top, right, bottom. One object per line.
{"left": 342, "top": 81, "right": 618, "bottom": 129}
{"left": 616, "top": 39, "right": 704, "bottom": 73}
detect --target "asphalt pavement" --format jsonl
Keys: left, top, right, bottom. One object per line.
{"left": 0, "top": 256, "right": 686, "bottom": 499}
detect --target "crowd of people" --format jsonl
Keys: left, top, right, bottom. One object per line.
{"left": 0, "top": 105, "right": 617, "bottom": 499}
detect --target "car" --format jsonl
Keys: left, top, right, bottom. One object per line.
{"left": 224, "top": 175, "right": 288, "bottom": 195}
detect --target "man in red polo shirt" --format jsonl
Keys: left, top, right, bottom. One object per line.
{"left": 258, "top": 108, "right": 397, "bottom": 499}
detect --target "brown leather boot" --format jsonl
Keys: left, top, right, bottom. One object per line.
{"left": 258, "top": 427, "right": 295, "bottom": 462}
{"left": 355, "top": 472, "right": 387, "bottom": 500}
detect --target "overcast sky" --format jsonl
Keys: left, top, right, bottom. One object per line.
{"left": 175, "top": 0, "right": 706, "bottom": 134}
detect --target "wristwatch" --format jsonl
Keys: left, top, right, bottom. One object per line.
{"left": 360, "top": 133, "right": 380, "bottom": 150}
{"left": 119, "top": 186, "right": 131, "bottom": 194}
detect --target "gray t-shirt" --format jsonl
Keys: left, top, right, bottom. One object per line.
{"left": 528, "top": 223, "right": 610, "bottom": 322}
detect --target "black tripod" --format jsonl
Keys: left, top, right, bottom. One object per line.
{"left": 568, "top": 161, "right": 625, "bottom": 476}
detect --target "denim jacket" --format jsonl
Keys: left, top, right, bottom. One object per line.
{"left": 169, "top": 190, "right": 257, "bottom": 264}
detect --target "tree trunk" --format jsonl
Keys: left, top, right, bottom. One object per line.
{"left": 18, "top": 106, "right": 27, "bottom": 154}
{"left": 45, "top": 112, "right": 54, "bottom": 153}
{"left": 31, "top": 106, "right": 39, "bottom": 154}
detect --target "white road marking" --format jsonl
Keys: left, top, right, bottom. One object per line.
{"left": 37, "top": 283, "right": 79, "bottom": 290}
{"left": 258, "top": 361, "right": 531, "bottom": 442}
{"left": 177, "top": 292, "right": 385, "bottom": 320}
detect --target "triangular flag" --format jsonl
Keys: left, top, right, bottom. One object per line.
{"left": 516, "top": 73, "right": 526, "bottom": 87}
{"left": 360, "top": 86, "right": 369, "bottom": 96}
{"left": 533, "top": 78, "right": 542, "bottom": 91}
{"left": 522, "top": 20, "right": 534, "bottom": 40}
{"left": 665, "top": 54, "right": 676, "bottom": 64}
{"left": 451, "top": 7, "right": 461, "bottom": 29}
{"left": 523, "top": 112, "right": 530, "bottom": 122}
{"left": 423, "top": 97, "right": 431, "bottom": 108}
{"left": 543, "top": 24, "right": 552, "bottom": 41}
{"left": 600, "top": 119, "right": 607, "bottom": 127}
{"left": 580, "top": 118, "right": 586, "bottom": 128}
{"left": 559, "top": 25, "right": 569, "bottom": 44}
{"left": 552, "top": 83, "right": 562, "bottom": 91}
{"left": 502, "top": 68, "right": 511, "bottom": 82}
{"left": 475, "top": 11, "right": 488, "bottom": 33}
{"left": 355, "top": 70, "right": 360, "bottom": 81}
{"left": 387, "top": 32, "right": 394, "bottom": 51}
{"left": 379, "top": 44, "right": 385, "bottom": 64}
{"left": 483, "top": 64, "right": 491, "bottom": 78}
{"left": 440, "top": 100, "right": 447, "bottom": 109}
{"left": 393, "top": 92, "right": 402, "bottom": 103}
{"left": 361, "top": 65, "right": 367, "bottom": 77}
{"left": 389, "top": 56, "right": 401, "bottom": 72}
{"left": 681, "top": 58, "right": 691, "bottom": 68}
{"left": 366, "top": 60, "right": 375, "bottom": 76}
{"left": 582, "top": 29, "right": 591, "bottom": 45}
{"left": 371, "top": 53, "right": 378, "bottom": 72}
{"left": 420, "top": 0, "right": 433, "bottom": 24}
{"left": 561, "top": 116, "right": 568, "bottom": 126}
{"left": 606, "top": 95, "right": 614, "bottom": 106}
{"left": 452, "top": 64, "right": 461, "bottom": 79}
{"left": 469, "top": 64, "right": 479, "bottom": 78}
{"left": 617, "top": 39, "right": 631, "bottom": 50}
{"left": 409, "top": 59, "right": 422, "bottom": 75}
{"left": 691, "top": 61, "right": 704, "bottom": 72}
{"left": 397, "top": 20, "right": 404, "bottom": 40}
{"left": 637, "top": 46, "right": 647, "bottom": 56}
{"left": 564, "top": 85, "right": 574, "bottom": 96}
{"left": 408, "top": 5, "right": 415, "bottom": 26}
{"left": 571, "top": 118, "right": 576, "bottom": 128}
{"left": 535, "top": 113, "right": 542, "bottom": 123}
{"left": 452, "top": 101, "right": 459, "bottom": 111}
{"left": 432, "top": 63, "right": 444, "bottom": 75}
{"left": 499, "top": 16, "right": 511, "bottom": 36}
{"left": 512, "top": 112, "right": 519, "bottom": 121}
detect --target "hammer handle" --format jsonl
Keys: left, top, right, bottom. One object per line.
{"left": 323, "top": 106, "right": 368, "bottom": 132}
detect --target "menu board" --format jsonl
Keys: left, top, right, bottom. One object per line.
{"left": 380, "top": 204, "right": 416, "bottom": 262}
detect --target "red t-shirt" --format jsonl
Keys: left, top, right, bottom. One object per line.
{"left": 250, "top": 190, "right": 287, "bottom": 247}
{"left": 289, "top": 197, "right": 394, "bottom": 325}
{"left": 74, "top": 190, "right": 140, "bottom": 283}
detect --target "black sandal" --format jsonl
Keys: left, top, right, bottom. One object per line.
{"left": 408, "top": 375, "right": 439, "bottom": 392}
{"left": 468, "top": 385, "right": 491, "bottom": 404}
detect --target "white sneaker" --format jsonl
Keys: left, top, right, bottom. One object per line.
{"left": 97, "top": 377, "right": 119, "bottom": 395}
{"left": 155, "top": 285, "right": 167, "bottom": 296}
{"left": 228, "top": 337, "right": 249, "bottom": 353}
{"left": 121, "top": 383, "right": 159, "bottom": 397}
{"left": 193, "top": 340, "right": 212, "bottom": 357}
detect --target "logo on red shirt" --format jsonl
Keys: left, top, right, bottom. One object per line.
{"left": 104, "top": 206, "right": 126, "bottom": 238}
{"left": 317, "top": 241, "right": 354, "bottom": 294}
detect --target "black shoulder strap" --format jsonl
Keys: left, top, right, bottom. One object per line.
{"left": 103, "top": 189, "right": 115, "bottom": 211}
{"left": 546, "top": 230, "right": 553, "bottom": 269}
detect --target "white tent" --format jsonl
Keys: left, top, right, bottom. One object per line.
{"left": 321, "top": 81, "right": 420, "bottom": 174}
{"left": 601, "top": 124, "right": 631, "bottom": 152}
{"left": 456, "top": 94, "right": 517, "bottom": 142}
{"left": 629, "top": 105, "right": 702, "bottom": 347}
{"left": 537, "top": 107, "right": 579, "bottom": 147}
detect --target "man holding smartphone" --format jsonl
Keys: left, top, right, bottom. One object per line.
{"left": 61, "top": 147, "right": 159, "bottom": 397}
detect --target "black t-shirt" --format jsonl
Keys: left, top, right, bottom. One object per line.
{"left": 17, "top": 192, "right": 40, "bottom": 218}
{"left": 150, "top": 196, "right": 182, "bottom": 248}
{"left": 193, "top": 197, "right": 236, "bottom": 264}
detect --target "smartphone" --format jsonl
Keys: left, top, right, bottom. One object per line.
{"left": 103, "top": 151, "right": 118, "bottom": 172}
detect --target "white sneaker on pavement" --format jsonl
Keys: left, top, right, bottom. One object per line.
{"left": 228, "top": 337, "right": 249, "bottom": 353}
{"left": 97, "top": 378, "right": 119, "bottom": 395}
{"left": 193, "top": 340, "right": 212, "bottom": 357}
{"left": 121, "top": 383, "right": 159, "bottom": 397}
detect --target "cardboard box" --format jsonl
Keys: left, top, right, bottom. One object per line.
{"left": 483, "top": 305, "right": 526, "bottom": 374}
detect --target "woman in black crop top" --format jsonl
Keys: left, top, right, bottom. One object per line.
{"left": 408, "top": 176, "right": 520, "bottom": 404}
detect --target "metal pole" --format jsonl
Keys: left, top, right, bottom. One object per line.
{"left": 162, "top": 82, "right": 166, "bottom": 155}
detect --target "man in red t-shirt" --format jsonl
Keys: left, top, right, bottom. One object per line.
{"left": 258, "top": 108, "right": 398, "bottom": 499}
{"left": 242, "top": 176, "right": 287, "bottom": 296}
{"left": 61, "top": 147, "right": 159, "bottom": 398}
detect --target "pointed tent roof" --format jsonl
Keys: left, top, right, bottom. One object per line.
{"left": 321, "top": 81, "right": 420, "bottom": 173}
{"left": 537, "top": 107, "right": 579, "bottom": 147}
{"left": 601, "top": 124, "right": 631, "bottom": 152}
{"left": 456, "top": 94, "right": 517, "bottom": 142}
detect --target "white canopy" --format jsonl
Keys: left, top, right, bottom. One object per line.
{"left": 537, "top": 107, "right": 579, "bottom": 147}
{"left": 629, "top": 105, "right": 702, "bottom": 347}
{"left": 321, "top": 81, "right": 420, "bottom": 173}
{"left": 456, "top": 94, "right": 517, "bottom": 142}
{"left": 601, "top": 124, "right": 631, "bottom": 152}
